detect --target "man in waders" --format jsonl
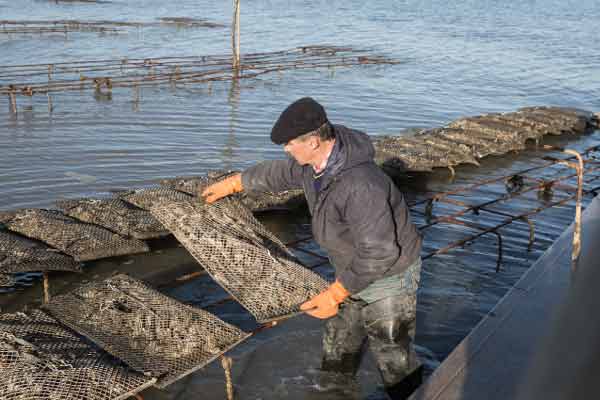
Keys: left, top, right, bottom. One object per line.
{"left": 202, "top": 97, "right": 423, "bottom": 399}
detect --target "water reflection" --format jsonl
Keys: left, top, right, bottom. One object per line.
{"left": 222, "top": 77, "right": 240, "bottom": 170}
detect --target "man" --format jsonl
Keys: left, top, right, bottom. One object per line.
{"left": 202, "top": 97, "right": 423, "bottom": 399}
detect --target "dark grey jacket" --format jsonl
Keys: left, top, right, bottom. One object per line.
{"left": 242, "top": 125, "right": 422, "bottom": 293}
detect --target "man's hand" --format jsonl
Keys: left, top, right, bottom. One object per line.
{"left": 300, "top": 280, "right": 350, "bottom": 319}
{"left": 201, "top": 173, "right": 244, "bottom": 203}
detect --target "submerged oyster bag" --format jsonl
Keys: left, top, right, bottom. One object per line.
{"left": 119, "top": 187, "right": 194, "bottom": 210}
{"left": 0, "top": 273, "right": 15, "bottom": 287}
{"left": 1, "top": 209, "right": 149, "bottom": 262}
{"left": 57, "top": 198, "right": 169, "bottom": 240}
{"left": 0, "top": 309, "right": 155, "bottom": 400}
{"left": 44, "top": 274, "right": 250, "bottom": 388}
{"left": 150, "top": 198, "right": 329, "bottom": 323}
{"left": 373, "top": 106, "right": 597, "bottom": 172}
{"left": 0, "top": 230, "right": 81, "bottom": 274}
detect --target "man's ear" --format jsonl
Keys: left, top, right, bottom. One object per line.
{"left": 310, "top": 136, "right": 320, "bottom": 150}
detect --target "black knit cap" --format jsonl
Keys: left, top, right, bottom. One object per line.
{"left": 270, "top": 97, "right": 329, "bottom": 144}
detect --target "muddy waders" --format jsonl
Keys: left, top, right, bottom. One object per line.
{"left": 320, "top": 259, "right": 422, "bottom": 399}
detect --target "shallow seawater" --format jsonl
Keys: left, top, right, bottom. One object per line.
{"left": 1, "top": 0, "right": 600, "bottom": 398}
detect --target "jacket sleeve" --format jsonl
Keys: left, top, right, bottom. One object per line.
{"left": 337, "top": 179, "right": 402, "bottom": 294}
{"left": 241, "top": 159, "right": 304, "bottom": 193}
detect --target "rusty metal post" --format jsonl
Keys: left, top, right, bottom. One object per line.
{"left": 563, "top": 149, "right": 584, "bottom": 272}
{"left": 43, "top": 271, "right": 50, "bottom": 304}
{"left": 521, "top": 217, "right": 535, "bottom": 251}
{"left": 492, "top": 231, "right": 503, "bottom": 272}
{"left": 221, "top": 355, "right": 234, "bottom": 400}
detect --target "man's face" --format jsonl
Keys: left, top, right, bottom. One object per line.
{"left": 283, "top": 135, "right": 318, "bottom": 165}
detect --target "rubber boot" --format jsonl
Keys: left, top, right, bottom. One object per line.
{"left": 363, "top": 295, "right": 422, "bottom": 400}
{"left": 319, "top": 298, "right": 367, "bottom": 391}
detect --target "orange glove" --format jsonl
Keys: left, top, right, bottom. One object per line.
{"left": 300, "top": 280, "right": 350, "bottom": 319}
{"left": 201, "top": 173, "right": 243, "bottom": 203}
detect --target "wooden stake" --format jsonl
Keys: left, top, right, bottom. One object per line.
{"left": 231, "top": 0, "right": 241, "bottom": 70}
{"left": 221, "top": 356, "right": 234, "bottom": 400}
{"left": 9, "top": 91, "right": 17, "bottom": 114}
{"left": 43, "top": 271, "right": 50, "bottom": 304}
{"left": 47, "top": 92, "right": 53, "bottom": 113}
{"left": 132, "top": 85, "right": 140, "bottom": 112}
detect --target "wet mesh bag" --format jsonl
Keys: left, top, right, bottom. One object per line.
{"left": 372, "top": 106, "right": 598, "bottom": 173}
{"left": 242, "top": 189, "right": 306, "bottom": 212}
{"left": 159, "top": 170, "right": 237, "bottom": 196}
{"left": 56, "top": 198, "right": 169, "bottom": 240}
{"left": 43, "top": 274, "right": 251, "bottom": 388}
{"left": 0, "top": 309, "right": 155, "bottom": 400}
{"left": 1, "top": 209, "right": 149, "bottom": 262}
{"left": 0, "top": 273, "right": 15, "bottom": 287}
{"left": 119, "top": 187, "right": 193, "bottom": 210}
{"left": 0, "top": 230, "right": 81, "bottom": 274}
{"left": 150, "top": 198, "right": 329, "bottom": 323}
{"left": 159, "top": 172, "right": 306, "bottom": 211}
{"left": 373, "top": 133, "right": 479, "bottom": 172}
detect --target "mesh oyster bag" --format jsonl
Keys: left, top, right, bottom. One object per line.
{"left": 159, "top": 170, "right": 237, "bottom": 196}
{"left": 0, "top": 230, "right": 81, "bottom": 274}
{"left": 159, "top": 171, "right": 306, "bottom": 212}
{"left": 373, "top": 106, "right": 598, "bottom": 172}
{"left": 0, "top": 309, "right": 155, "bottom": 400}
{"left": 43, "top": 274, "right": 251, "bottom": 388}
{"left": 1, "top": 209, "right": 149, "bottom": 262}
{"left": 119, "top": 187, "right": 193, "bottom": 210}
{"left": 56, "top": 198, "right": 169, "bottom": 240}
{"left": 150, "top": 198, "right": 329, "bottom": 323}
{"left": 0, "top": 273, "right": 15, "bottom": 287}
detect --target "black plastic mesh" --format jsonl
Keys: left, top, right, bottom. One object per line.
{"left": 0, "top": 273, "right": 15, "bottom": 287}
{"left": 0, "top": 230, "right": 81, "bottom": 274}
{"left": 1, "top": 209, "right": 149, "bottom": 262}
{"left": 0, "top": 309, "right": 155, "bottom": 400}
{"left": 374, "top": 107, "right": 597, "bottom": 172}
{"left": 159, "top": 172, "right": 306, "bottom": 212}
{"left": 119, "top": 187, "right": 193, "bottom": 210}
{"left": 150, "top": 198, "right": 329, "bottom": 323}
{"left": 56, "top": 198, "right": 169, "bottom": 240}
{"left": 242, "top": 189, "right": 306, "bottom": 212}
{"left": 43, "top": 274, "right": 251, "bottom": 389}
{"left": 374, "top": 132, "right": 480, "bottom": 172}
{"left": 159, "top": 170, "right": 237, "bottom": 196}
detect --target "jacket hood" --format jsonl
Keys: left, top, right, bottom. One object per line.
{"left": 328, "top": 125, "right": 375, "bottom": 175}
